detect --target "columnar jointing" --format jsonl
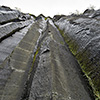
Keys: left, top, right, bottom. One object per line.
{"left": 0, "top": 13, "right": 94, "bottom": 100}
{"left": 28, "top": 19, "right": 93, "bottom": 100}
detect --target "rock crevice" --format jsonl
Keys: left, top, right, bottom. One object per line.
{"left": 0, "top": 6, "right": 100, "bottom": 100}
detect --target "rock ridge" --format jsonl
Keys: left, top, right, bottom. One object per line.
{"left": 0, "top": 6, "right": 100, "bottom": 100}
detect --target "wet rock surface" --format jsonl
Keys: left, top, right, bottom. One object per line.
{"left": 0, "top": 6, "right": 98, "bottom": 100}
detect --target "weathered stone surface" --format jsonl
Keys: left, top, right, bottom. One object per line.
{"left": 0, "top": 6, "right": 34, "bottom": 24}
{"left": 0, "top": 11, "right": 19, "bottom": 24}
{"left": 0, "top": 20, "right": 32, "bottom": 41}
{"left": 54, "top": 9, "right": 100, "bottom": 99}
{"left": 83, "top": 9, "right": 100, "bottom": 19}
{"left": 0, "top": 22, "right": 33, "bottom": 64}
{"left": 0, "top": 20, "right": 42, "bottom": 100}
{"left": 0, "top": 6, "right": 98, "bottom": 100}
{"left": 0, "top": 6, "right": 34, "bottom": 65}
{"left": 0, "top": 6, "right": 35, "bottom": 100}
{"left": 0, "top": 6, "right": 13, "bottom": 11}
{"left": 28, "top": 19, "right": 93, "bottom": 100}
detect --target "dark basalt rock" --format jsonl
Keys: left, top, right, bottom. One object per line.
{"left": 0, "top": 6, "right": 99, "bottom": 100}
{"left": 0, "top": 6, "right": 13, "bottom": 11}
{"left": 0, "top": 7, "right": 34, "bottom": 100}
{"left": 83, "top": 9, "right": 95, "bottom": 16}
{"left": 54, "top": 8, "right": 100, "bottom": 99}
{"left": 83, "top": 8, "right": 100, "bottom": 19}
{"left": 53, "top": 15, "right": 66, "bottom": 21}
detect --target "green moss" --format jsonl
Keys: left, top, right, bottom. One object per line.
{"left": 56, "top": 25, "right": 100, "bottom": 99}
{"left": 29, "top": 13, "right": 36, "bottom": 18}
{"left": 29, "top": 47, "right": 39, "bottom": 73}
{"left": 56, "top": 26, "right": 79, "bottom": 55}
{"left": 60, "top": 41, "right": 64, "bottom": 45}
{"left": 45, "top": 17, "right": 48, "bottom": 20}
{"left": 33, "top": 49, "right": 39, "bottom": 63}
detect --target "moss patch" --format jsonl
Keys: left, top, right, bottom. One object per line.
{"left": 56, "top": 25, "right": 100, "bottom": 99}
{"left": 56, "top": 25, "right": 79, "bottom": 55}
{"left": 45, "top": 17, "right": 48, "bottom": 20}
{"left": 29, "top": 13, "right": 36, "bottom": 19}
{"left": 29, "top": 47, "right": 39, "bottom": 73}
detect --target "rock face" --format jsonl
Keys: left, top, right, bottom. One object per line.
{"left": 54, "top": 9, "right": 100, "bottom": 99}
{"left": 0, "top": 6, "right": 34, "bottom": 64}
{"left": 0, "top": 6, "right": 99, "bottom": 100}
{"left": 0, "top": 6, "right": 34, "bottom": 99}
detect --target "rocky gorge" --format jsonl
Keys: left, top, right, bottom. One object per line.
{"left": 0, "top": 6, "right": 100, "bottom": 100}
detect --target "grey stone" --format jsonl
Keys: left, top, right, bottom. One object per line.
{"left": 0, "top": 11, "right": 19, "bottom": 24}
{"left": 55, "top": 9, "right": 100, "bottom": 99}
{"left": 28, "top": 20, "right": 92, "bottom": 100}
{"left": 0, "top": 6, "right": 96, "bottom": 100}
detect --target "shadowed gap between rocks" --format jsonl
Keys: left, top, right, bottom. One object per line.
{"left": 0, "top": 26, "right": 27, "bottom": 43}
{"left": 0, "top": 18, "right": 22, "bottom": 25}
{"left": 20, "top": 21, "right": 49, "bottom": 100}
{"left": 21, "top": 20, "right": 95, "bottom": 100}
